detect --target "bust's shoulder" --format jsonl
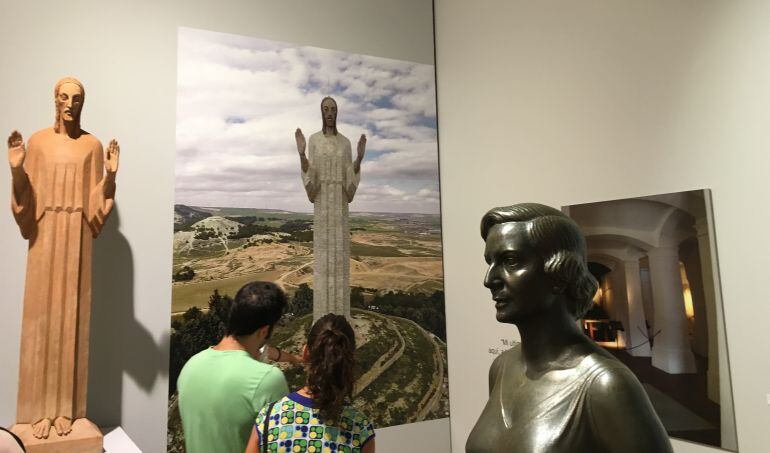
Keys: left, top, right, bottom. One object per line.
{"left": 580, "top": 351, "right": 672, "bottom": 452}
{"left": 583, "top": 353, "right": 645, "bottom": 400}
{"left": 491, "top": 343, "right": 522, "bottom": 372}
{"left": 486, "top": 344, "right": 521, "bottom": 391}
{"left": 500, "top": 342, "right": 522, "bottom": 359}
{"left": 309, "top": 131, "right": 325, "bottom": 141}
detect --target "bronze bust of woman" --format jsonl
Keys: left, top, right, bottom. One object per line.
{"left": 466, "top": 203, "right": 672, "bottom": 453}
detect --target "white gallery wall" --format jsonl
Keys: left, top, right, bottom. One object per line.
{"left": 0, "top": 1, "right": 443, "bottom": 452}
{"left": 435, "top": 1, "right": 770, "bottom": 452}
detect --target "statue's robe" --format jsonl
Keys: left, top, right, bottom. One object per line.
{"left": 11, "top": 128, "right": 113, "bottom": 423}
{"left": 301, "top": 131, "right": 359, "bottom": 320}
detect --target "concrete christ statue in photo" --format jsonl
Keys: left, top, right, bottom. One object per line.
{"left": 295, "top": 96, "right": 366, "bottom": 320}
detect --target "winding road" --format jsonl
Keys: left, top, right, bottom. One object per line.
{"left": 352, "top": 311, "right": 406, "bottom": 396}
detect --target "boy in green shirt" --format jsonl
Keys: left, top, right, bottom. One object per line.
{"left": 178, "top": 282, "right": 290, "bottom": 453}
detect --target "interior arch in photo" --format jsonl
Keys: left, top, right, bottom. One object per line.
{"left": 565, "top": 189, "right": 737, "bottom": 451}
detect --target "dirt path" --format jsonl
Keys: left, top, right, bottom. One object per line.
{"left": 276, "top": 260, "right": 314, "bottom": 289}
{"left": 401, "top": 318, "right": 445, "bottom": 422}
{"left": 353, "top": 312, "right": 406, "bottom": 396}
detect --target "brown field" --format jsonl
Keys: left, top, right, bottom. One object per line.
{"left": 352, "top": 231, "right": 442, "bottom": 254}
{"left": 279, "top": 256, "right": 443, "bottom": 293}
{"left": 172, "top": 212, "right": 444, "bottom": 312}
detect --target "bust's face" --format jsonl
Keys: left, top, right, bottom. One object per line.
{"left": 56, "top": 82, "right": 83, "bottom": 123}
{"left": 483, "top": 222, "right": 556, "bottom": 324}
{"left": 321, "top": 98, "right": 337, "bottom": 129}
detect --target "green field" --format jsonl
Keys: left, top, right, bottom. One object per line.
{"left": 174, "top": 245, "right": 226, "bottom": 263}
{"left": 271, "top": 310, "right": 400, "bottom": 391}
{"left": 200, "top": 207, "right": 312, "bottom": 220}
{"left": 171, "top": 270, "right": 284, "bottom": 313}
{"left": 271, "top": 311, "right": 442, "bottom": 427}
{"left": 170, "top": 205, "right": 447, "bottom": 416}
{"left": 358, "top": 316, "right": 439, "bottom": 426}
{"left": 406, "top": 280, "right": 445, "bottom": 294}
{"left": 167, "top": 308, "right": 448, "bottom": 451}
{"left": 350, "top": 242, "right": 406, "bottom": 257}
{"left": 271, "top": 309, "right": 444, "bottom": 427}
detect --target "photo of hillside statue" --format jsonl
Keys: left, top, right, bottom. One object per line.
{"left": 166, "top": 27, "right": 448, "bottom": 452}
{"left": 564, "top": 189, "right": 737, "bottom": 451}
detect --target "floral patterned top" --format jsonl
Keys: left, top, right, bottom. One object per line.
{"left": 256, "top": 392, "right": 375, "bottom": 453}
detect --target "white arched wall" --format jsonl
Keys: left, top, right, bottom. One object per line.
{"left": 577, "top": 199, "right": 700, "bottom": 367}
{"left": 588, "top": 246, "right": 652, "bottom": 357}
{"left": 436, "top": 1, "right": 767, "bottom": 451}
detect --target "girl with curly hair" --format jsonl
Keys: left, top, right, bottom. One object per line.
{"left": 246, "top": 314, "right": 375, "bottom": 453}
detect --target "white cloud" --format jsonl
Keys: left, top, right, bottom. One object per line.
{"left": 175, "top": 27, "right": 440, "bottom": 214}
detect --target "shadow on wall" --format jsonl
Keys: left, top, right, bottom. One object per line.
{"left": 87, "top": 206, "right": 169, "bottom": 427}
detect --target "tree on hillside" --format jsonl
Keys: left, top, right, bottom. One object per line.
{"left": 351, "top": 286, "right": 365, "bottom": 308}
{"left": 368, "top": 290, "right": 447, "bottom": 341}
{"left": 289, "top": 284, "right": 313, "bottom": 316}
{"left": 169, "top": 290, "right": 232, "bottom": 395}
{"left": 173, "top": 265, "right": 195, "bottom": 282}
{"left": 194, "top": 227, "right": 218, "bottom": 240}
{"left": 228, "top": 222, "right": 280, "bottom": 239}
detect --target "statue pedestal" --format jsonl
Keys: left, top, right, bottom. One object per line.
{"left": 11, "top": 418, "right": 103, "bottom": 453}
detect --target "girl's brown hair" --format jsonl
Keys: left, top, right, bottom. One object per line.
{"left": 306, "top": 313, "right": 356, "bottom": 422}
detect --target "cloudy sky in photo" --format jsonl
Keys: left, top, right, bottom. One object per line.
{"left": 175, "top": 27, "right": 439, "bottom": 214}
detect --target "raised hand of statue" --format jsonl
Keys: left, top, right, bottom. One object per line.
{"left": 105, "top": 139, "right": 120, "bottom": 175}
{"left": 295, "top": 128, "right": 306, "bottom": 156}
{"left": 357, "top": 134, "right": 366, "bottom": 161}
{"left": 7, "top": 130, "right": 26, "bottom": 169}
{"left": 296, "top": 128, "right": 309, "bottom": 173}
{"left": 354, "top": 134, "right": 366, "bottom": 173}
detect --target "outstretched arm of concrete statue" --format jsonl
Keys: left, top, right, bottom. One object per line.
{"left": 7, "top": 130, "right": 35, "bottom": 239}
{"left": 343, "top": 137, "right": 362, "bottom": 203}
{"left": 88, "top": 139, "right": 118, "bottom": 237}
{"left": 354, "top": 134, "right": 366, "bottom": 173}
{"left": 296, "top": 128, "right": 309, "bottom": 173}
{"left": 297, "top": 128, "right": 319, "bottom": 202}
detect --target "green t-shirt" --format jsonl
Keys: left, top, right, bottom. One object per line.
{"left": 178, "top": 348, "right": 289, "bottom": 453}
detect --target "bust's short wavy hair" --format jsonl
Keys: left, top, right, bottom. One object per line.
{"left": 480, "top": 203, "right": 598, "bottom": 319}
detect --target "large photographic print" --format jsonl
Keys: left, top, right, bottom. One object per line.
{"left": 565, "top": 189, "right": 737, "bottom": 451}
{"left": 167, "top": 27, "right": 447, "bottom": 451}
